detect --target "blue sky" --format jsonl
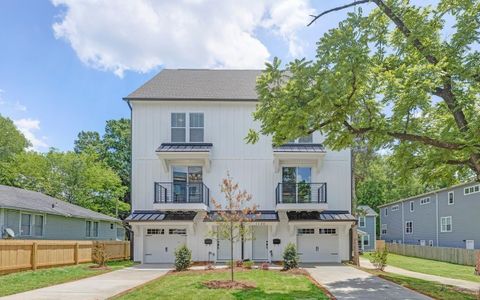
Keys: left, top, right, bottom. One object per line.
{"left": 0, "top": 0, "right": 375, "bottom": 151}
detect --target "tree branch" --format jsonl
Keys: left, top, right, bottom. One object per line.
{"left": 307, "top": 0, "right": 370, "bottom": 26}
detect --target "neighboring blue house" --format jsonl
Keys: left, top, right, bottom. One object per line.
{"left": 0, "top": 185, "right": 124, "bottom": 240}
{"left": 379, "top": 182, "right": 480, "bottom": 249}
{"left": 357, "top": 205, "right": 377, "bottom": 251}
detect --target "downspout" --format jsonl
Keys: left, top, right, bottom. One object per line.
{"left": 435, "top": 192, "right": 439, "bottom": 247}
{"left": 401, "top": 202, "right": 405, "bottom": 243}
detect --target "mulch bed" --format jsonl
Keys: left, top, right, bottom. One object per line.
{"left": 203, "top": 280, "right": 256, "bottom": 290}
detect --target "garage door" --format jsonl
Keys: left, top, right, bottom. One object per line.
{"left": 297, "top": 228, "right": 339, "bottom": 263}
{"left": 144, "top": 228, "right": 187, "bottom": 263}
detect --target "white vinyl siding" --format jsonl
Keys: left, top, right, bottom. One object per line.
{"left": 440, "top": 216, "right": 452, "bottom": 232}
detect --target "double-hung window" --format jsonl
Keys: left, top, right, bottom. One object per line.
{"left": 441, "top": 216, "right": 452, "bottom": 232}
{"left": 20, "top": 213, "right": 31, "bottom": 236}
{"left": 93, "top": 222, "right": 99, "bottom": 237}
{"left": 33, "top": 215, "right": 44, "bottom": 236}
{"left": 171, "top": 113, "right": 204, "bottom": 142}
{"left": 359, "top": 216, "right": 366, "bottom": 228}
{"left": 381, "top": 224, "right": 387, "bottom": 235}
{"left": 86, "top": 221, "right": 92, "bottom": 237}
{"left": 405, "top": 221, "right": 413, "bottom": 234}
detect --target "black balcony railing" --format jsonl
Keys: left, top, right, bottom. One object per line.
{"left": 154, "top": 182, "right": 210, "bottom": 206}
{"left": 275, "top": 182, "right": 327, "bottom": 204}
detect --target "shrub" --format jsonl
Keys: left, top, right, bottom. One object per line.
{"left": 174, "top": 244, "right": 192, "bottom": 271}
{"left": 236, "top": 260, "right": 243, "bottom": 267}
{"left": 370, "top": 246, "right": 388, "bottom": 271}
{"left": 243, "top": 260, "right": 254, "bottom": 269}
{"left": 282, "top": 243, "right": 299, "bottom": 270}
{"left": 475, "top": 252, "right": 480, "bottom": 275}
{"left": 92, "top": 242, "right": 109, "bottom": 267}
{"left": 261, "top": 262, "right": 269, "bottom": 270}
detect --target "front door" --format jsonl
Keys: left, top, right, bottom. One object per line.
{"left": 252, "top": 226, "right": 268, "bottom": 261}
{"left": 217, "top": 238, "right": 230, "bottom": 261}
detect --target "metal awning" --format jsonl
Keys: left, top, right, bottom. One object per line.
{"left": 205, "top": 210, "right": 279, "bottom": 222}
{"left": 273, "top": 143, "right": 325, "bottom": 153}
{"left": 286, "top": 210, "right": 356, "bottom": 222}
{"left": 125, "top": 210, "right": 197, "bottom": 222}
{"left": 155, "top": 143, "right": 213, "bottom": 172}
{"left": 156, "top": 143, "right": 213, "bottom": 152}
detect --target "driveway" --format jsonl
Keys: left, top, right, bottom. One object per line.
{"left": 303, "top": 264, "right": 432, "bottom": 300}
{"left": 1, "top": 264, "right": 170, "bottom": 300}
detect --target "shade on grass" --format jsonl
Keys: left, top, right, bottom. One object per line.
{"left": 0, "top": 260, "right": 134, "bottom": 297}
{"left": 363, "top": 253, "right": 480, "bottom": 283}
{"left": 114, "top": 269, "right": 329, "bottom": 300}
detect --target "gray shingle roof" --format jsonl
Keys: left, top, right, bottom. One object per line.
{"left": 0, "top": 185, "right": 120, "bottom": 222}
{"left": 357, "top": 205, "right": 378, "bottom": 216}
{"left": 125, "top": 69, "right": 262, "bottom": 101}
{"left": 273, "top": 144, "right": 325, "bottom": 153}
{"left": 156, "top": 143, "right": 213, "bottom": 152}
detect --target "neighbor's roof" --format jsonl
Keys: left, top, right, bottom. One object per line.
{"left": 357, "top": 205, "right": 378, "bottom": 217}
{"left": 0, "top": 185, "right": 120, "bottom": 222}
{"left": 124, "top": 69, "right": 262, "bottom": 101}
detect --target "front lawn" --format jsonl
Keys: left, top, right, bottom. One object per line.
{"left": 363, "top": 252, "right": 480, "bottom": 283}
{"left": 0, "top": 260, "right": 134, "bottom": 297}
{"left": 114, "top": 269, "right": 330, "bottom": 300}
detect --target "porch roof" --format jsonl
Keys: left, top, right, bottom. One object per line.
{"left": 125, "top": 210, "right": 197, "bottom": 222}
{"left": 273, "top": 143, "right": 325, "bottom": 153}
{"left": 286, "top": 210, "right": 356, "bottom": 222}
{"left": 156, "top": 143, "right": 213, "bottom": 152}
{"left": 205, "top": 210, "right": 279, "bottom": 222}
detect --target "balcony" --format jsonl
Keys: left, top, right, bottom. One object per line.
{"left": 153, "top": 182, "right": 210, "bottom": 211}
{"left": 275, "top": 182, "right": 328, "bottom": 211}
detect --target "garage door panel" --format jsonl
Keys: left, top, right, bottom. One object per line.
{"left": 297, "top": 228, "right": 339, "bottom": 263}
{"left": 144, "top": 228, "right": 186, "bottom": 263}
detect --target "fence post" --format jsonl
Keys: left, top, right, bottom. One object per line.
{"left": 31, "top": 242, "right": 38, "bottom": 271}
{"left": 74, "top": 243, "right": 79, "bottom": 265}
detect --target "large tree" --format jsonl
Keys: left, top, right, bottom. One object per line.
{"left": 247, "top": 0, "right": 480, "bottom": 183}
{"left": 0, "top": 114, "right": 29, "bottom": 161}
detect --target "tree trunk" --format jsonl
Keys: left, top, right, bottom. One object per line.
{"left": 230, "top": 221, "right": 234, "bottom": 282}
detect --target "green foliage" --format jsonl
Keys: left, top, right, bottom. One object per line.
{"left": 250, "top": 1, "right": 480, "bottom": 183}
{"left": 1, "top": 150, "right": 128, "bottom": 217}
{"left": 174, "top": 244, "right": 192, "bottom": 271}
{"left": 0, "top": 115, "right": 29, "bottom": 162}
{"left": 282, "top": 243, "right": 299, "bottom": 270}
{"left": 370, "top": 247, "right": 388, "bottom": 271}
{"left": 242, "top": 260, "right": 254, "bottom": 269}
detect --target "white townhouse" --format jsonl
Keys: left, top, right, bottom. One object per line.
{"left": 125, "top": 69, "right": 356, "bottom": 264}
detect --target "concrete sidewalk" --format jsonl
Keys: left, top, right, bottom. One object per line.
{"left": 1, "top": 264, "right": 170, "bottom": 300}
{"left": 360, "top": 257, "right": 480, "bottom": 292}
{"left": 304, "top": 263, "right": 431, "bottom": 300}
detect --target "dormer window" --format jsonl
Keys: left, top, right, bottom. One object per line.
{"left": 171, "top": 113, "right": 204, "bottom": 142}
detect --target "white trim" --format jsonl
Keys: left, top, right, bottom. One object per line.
{"left": 466, "top": 240, "right": 475, "bottom": 250}
{"left": 358, "top": 216, "right": 366, "bottom": 228}
{"left": 409, "top": 201, "right": 414, "bottom": 212}
{"left": 448, "top": 191, "right": 454, "bottom": 205}
{"left": 420, "top": 197, "right": 430, "bottom": 205}
{"left": 464, "top": 184, "right": 480, "bottom": 195}
{"left": 363, "top": 234, "right": 370, "bottom": 246}
{"left": 405, "top": 221, "right": 413, "bottom": 234}
{"left": 440, "top": 216, "right": 452, "bottom": 233}
{"left": 428, "top": 240, "right": 434, "bottom": 247}
{"left": 391, "top": 205, "right": 399, "bottom": 211}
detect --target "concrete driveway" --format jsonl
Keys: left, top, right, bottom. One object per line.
{"left": 303, "top": 264, "right": 432, "bottom": 300}
{"left": 1, "top": 264, "right": 170, "bottom": 300}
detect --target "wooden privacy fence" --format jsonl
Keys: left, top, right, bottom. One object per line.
{"left": 0, "top": 240, "right": 130, "bottom": 275}
{"left": 386, "top": 242, "right": 480, "bottom": 266}
{"left": 376, "top": 240, "right": 385, "bottom": 250}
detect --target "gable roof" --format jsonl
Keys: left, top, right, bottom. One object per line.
{"left": 0, "top": 185, "right": 120, "bottom": 222}
{"left": 357, "top": 205, "right": 378, "bottom": 217}
{"left": 124, "top": 69, "right": 262, "bottom": 101}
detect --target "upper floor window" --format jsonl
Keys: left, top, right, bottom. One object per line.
{"left": 171, "top": 112, "right": 204, "bottom": 142}
{"left": 448, "top": 191, "right": 454, "bottom": 205}
{"left": 289, "top": 133, "right": 313, "bottom": 144}
{"left": 420, "top": 197, "right": 430, "bottom": 205}
{"left": 384, "top": 208, "right": 388, "bottom": 216}
{"left": 464, "top": 185, "right": 479, "bottom": 195}
{"left": 410, "top": 201, "right": 414, "bottom": 212}
{"left": 358, "top": 216, "right": 366, "bottom": 228}
{"left": 391, "top": 205, "right": 399, "bottom": 211}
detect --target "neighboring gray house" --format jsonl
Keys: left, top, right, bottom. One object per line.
{"left": 357, "top": 205, "right": 377, "bottom": 251}
{"left": 379, "top": 182, "right": 480, "bottom": 249}
{"left": 0, "top": 185, "right": 124, "bottom": 240}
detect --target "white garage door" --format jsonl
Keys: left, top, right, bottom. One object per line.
{"left": 144, "top": 228, "right": 187, "bottom": 263}
{"left": 297, "top": 228, "right": 339, "bottom": 263}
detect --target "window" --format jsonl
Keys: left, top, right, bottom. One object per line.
{"left": 405, "top": 221, "right": 413, "bottom": 234}
{"left": 420, "top": 197, "right": 431, "bottom": 205}
{"left": 20, "top": 213, "right": 31, "bottom": 236}
{"left": 448, "top": 191, "right": 454, "bottom": 205}
{"left": 172, "top": 166, "right": 203, "bottom": 203}
{"left": 381, "top": 224, "right": 387, "bottom": 235}
{"left": 384, "top": 208, "right": 388, "bottom": 216}
{"left": 86, "top": 221, "right": 92, "bottom": 237}
{"left": 359, "top": 216, "right": 366, "bottom": 228}
{"left": 189, "top": 113, "right": 204, "bottom": 142}
{"left": 441, "top": 216, "right": 452, "bottom": 232}
{"left": 410, "top": 201, "right": 414, "bottom": 212}
{"left": 281, "top": 167, "right": 312, "bottom": 203}
{"left": 297, "top": 228, "right": 315, "bottom": 235}
{"left": 464, "top": 185, "right": 480, "bottom": 195}
{"left": 110, "top": 223, "right": 114, "bottom": 229}
{"left": 289, "top": 134, "right": 313, "bottom": 144}
{"left": 169, "top": 228, "right": 187, "bottom": 235}
{"left": 171, "top": 113, "right": 186, "bottom": 142}
{"left": 428, "top": 240, "right": 434, "bottom": 247}
{"left": 147, "top": 228, "right": 164, "bottom": 235}
{"left": 363, "top": 235, "right": 370, "bottom": 246}
{"left": 319, "top": 228, "right": 336, "bottom": 234}
{"left": 93, "top": 222, "right": 99, "bottom": 237}
{"left": 391, "top": 205, "right": 399, "bottom": 211}
{"left": 33, "top": 215, "right": 44, "bottom": 236}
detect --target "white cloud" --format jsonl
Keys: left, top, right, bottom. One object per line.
{"left": 51, "top": 0, "right": 314, "bottom": 77}
{"left": 14, "top": 118, "right": 49, "bottom": 151}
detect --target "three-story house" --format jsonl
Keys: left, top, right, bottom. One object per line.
{"left": 125, "top": 69, "right": 356, "bottom": 264}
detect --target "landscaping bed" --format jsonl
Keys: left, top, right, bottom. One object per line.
{"left": 113, "top": 268, "right": 332, "bottom": 300}
{"left": 0, "top": 260, "right": 134, "bottom": 297}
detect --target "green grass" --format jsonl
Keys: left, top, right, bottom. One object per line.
{"left": 363, "top": 252, "right": 480, "bottom": 283}
{"left": 0, "top": 260, "right": 134, "bottom": 297}
{"left": 114, "top": 269, "right": 330, "bottom": 300}
{"left": 368, "top": 270, "right": 478, "bottom": 300}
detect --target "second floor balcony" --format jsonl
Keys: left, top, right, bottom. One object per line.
{"left": 275, "top": 182, "right": 328, "bottom": 211}
{"left": 154, "top": 182, "right": 210, "bottom": 211}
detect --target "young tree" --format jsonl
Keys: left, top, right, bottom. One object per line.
{"left": 247, "top": 1, "right": 480, "bottom": 184}
{"left": 209, "top": 173, "right": 259, "bottom": 282}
